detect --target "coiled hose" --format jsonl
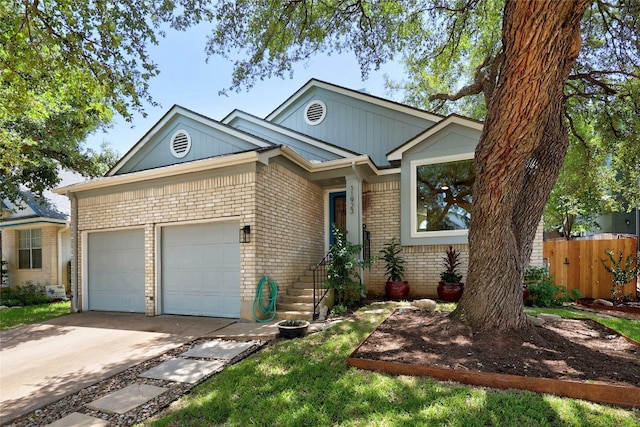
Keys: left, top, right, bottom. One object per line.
{"left": 252, "top": 277, "right": 278, "bottom": 322}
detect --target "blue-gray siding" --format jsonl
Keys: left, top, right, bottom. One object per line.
{"left": 270, "top": 87, "right": 437, "bottom": 166}
{"left": 228, "top": 117, "right": 344, "bottom": 162}
{"left": 116, "top": 116, "right": 268, "bottom": 174}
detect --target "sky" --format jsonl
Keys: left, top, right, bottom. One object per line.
{"left": 85, "top": 24, "right": 406, "bottom": 155}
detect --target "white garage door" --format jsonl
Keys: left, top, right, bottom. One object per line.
{"left": 88, "top": 229, "right": 145, "bottom": 312}
{"left": 161, "top": 221, "right": 240, "bottom": 317}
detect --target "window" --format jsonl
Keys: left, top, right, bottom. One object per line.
{"left": 18, "top": 229, "right": 42, "bottom": 269}
{"left": 412, "top": 156, "right": 475, "bottom": 236}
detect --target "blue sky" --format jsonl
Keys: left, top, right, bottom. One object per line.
{"left": 86, "top": 24, "right": 406, "bottom": 155}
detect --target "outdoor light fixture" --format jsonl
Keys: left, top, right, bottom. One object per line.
{"left": 240, "top": 225, "right": 251, "bottom": 243}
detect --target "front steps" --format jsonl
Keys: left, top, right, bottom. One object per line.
{"left": 276, "top": 269, "right": 319, "bottom": 321}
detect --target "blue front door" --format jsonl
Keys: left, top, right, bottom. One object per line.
{"left": 329, "top": 191, "right": 346, "bottom": 245}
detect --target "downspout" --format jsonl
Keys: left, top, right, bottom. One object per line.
{"left": 69, "top": 192, "right": 79, "bottom": 313}
{"left": 57, "top": 222, "right": 70, "bottom": 286}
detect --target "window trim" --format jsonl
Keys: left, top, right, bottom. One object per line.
{"left": 410, "top": 153, "right": 474, "bottom": 239}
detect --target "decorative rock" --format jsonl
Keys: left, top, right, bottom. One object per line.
{"left": 528, "top": 316, "right": 546, "bottom": 327}
{"left": 537, "top": 313, "right": 562, "bottom": 322}
{"left": 412, "top": 299, "right": 437, "bottom": 312}
{"left": 593, "top": 298, "right": 614, "bottom": 307}
{"left": 318, "top": 303, "right": 328, "bottom": 321}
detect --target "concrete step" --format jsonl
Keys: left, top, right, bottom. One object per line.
{"left": 276, "top": 310, "right": 314, "bottom": 321}
{"left": 292, "top": 279, "right": 314, "bottom": 288}
{"left": 279, "top": 294, "right": 314, "bottom": 304}
{"left": 285, "top": 288, "right": 314, "bottom": 297}
{"left": 277, "top": 301, "right": 314, "bottom": 312}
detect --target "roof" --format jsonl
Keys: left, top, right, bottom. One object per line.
{"left": 1, "top": 169, "right": 85, "bottom": 227}
{"left": 266, "top": 78, "right": 444, "bottom": 123}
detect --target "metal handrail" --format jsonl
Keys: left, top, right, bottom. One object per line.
{"left": 312, "top": 251, "right": 332, "bottom": 319}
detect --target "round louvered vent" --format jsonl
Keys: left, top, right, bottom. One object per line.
{"left": 304, "top": 100, "right": 327, "bottom": 125}
{"left": 170, "top": 130, "right": 191, "bottom": 158}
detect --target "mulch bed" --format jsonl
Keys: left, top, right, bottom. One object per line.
{"left": 349, "top": 309, "right": 640, "bottom": 407}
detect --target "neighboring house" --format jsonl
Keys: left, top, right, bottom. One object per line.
{"left": 56, "top": 79, "right": 544, "bottom": 320}
{"left": 595, "top": 208, "right": 639, "bottom": 238}
{"left": 1, "top": 171, "right": 84, "bottom": 292}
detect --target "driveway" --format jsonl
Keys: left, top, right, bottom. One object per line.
{"left": 0, "top": 312, "right": 235, "bottom": 423}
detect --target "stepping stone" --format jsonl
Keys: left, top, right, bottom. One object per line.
{"left": 139, "top": 358, "right": 225, "bottom": 383}
{"left": 45, "top": 412, "right": 109, "bottom": 427}
{"left": 85, "top": 383, "right": 167, "bottom": 415}
{"left": 182, "top": 340, "right": 255, "bottom": 359}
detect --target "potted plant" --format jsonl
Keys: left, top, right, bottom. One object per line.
{"left": 437, "top": 246, "right": 464, "bottom": 302}
{"left": 277, "top": 319, "right": 309, "bottom": 339}
{"left": 380, "top": 237, "right": 409, "bottom": 300}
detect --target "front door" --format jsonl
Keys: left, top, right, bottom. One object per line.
{"left": 329, "top": 191, "right": 346, "bottom": 245}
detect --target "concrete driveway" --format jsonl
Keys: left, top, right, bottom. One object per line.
{"left": 0, "top": 311, "right": 235, "bottom": 423}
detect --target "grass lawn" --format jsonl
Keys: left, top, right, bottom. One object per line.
{"left": 0, "top": 301, "right": 71, "bottom": 330}
{"left": 525, "top": 306, "right": 640, "bottom": 342}
{"left": 144, "top": 303, "right": 640, "bottom": 427}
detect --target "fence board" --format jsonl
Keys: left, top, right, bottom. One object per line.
{"left": 543, "top": 237, "right": 638, "bottom": 300}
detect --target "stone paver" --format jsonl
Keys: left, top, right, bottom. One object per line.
{"left": 44, "top": 412, "right": 109, "bottom": 427}
{"left": 85, "top": 384, "right": 167, "bottom": 415}
{"left": 139, "top": 359, "right": 225, "bottom": 384}
{"left": 182, "top": 340, "right": 255, "bottom": 359}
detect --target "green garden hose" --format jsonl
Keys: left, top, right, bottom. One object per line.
{"left": 252, "top": 277, "right": 278, "bottom": 322}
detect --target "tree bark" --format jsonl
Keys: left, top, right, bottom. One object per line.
{"left": 452, "top": 0, "right": 591, "bottom": 331}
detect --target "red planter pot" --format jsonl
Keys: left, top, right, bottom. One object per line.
{"left": 437, "top": 281, "right": 464, "bottom": 302}
{"left": 385, "top": 281, "right": 410, "bottom": 300}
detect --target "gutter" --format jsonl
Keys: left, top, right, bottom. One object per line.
{"left": 69, "top": 193, "right": 79, "bottom": 313}
{"left": 57, "top": 222, "right": 70, "bottom": 286}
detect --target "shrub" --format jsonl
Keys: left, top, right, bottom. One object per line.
{"left": 524, "top": 267, "right": 575, "bottom": 307}
{"left": 325, "top": 225, "right": 373, "bottom": 307}
{"left": 601, "top": 250, "right": 640, "bottom": 304}
{"left": 0, "top": 282, "right": 52, "bottom": 307}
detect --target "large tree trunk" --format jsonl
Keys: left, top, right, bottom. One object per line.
{"left": 452, "top": 0, "right": 591, "bottom": 331}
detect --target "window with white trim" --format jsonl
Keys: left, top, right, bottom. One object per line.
{"left": 18, "top": 228, "right": 42, "bottom": 269}
{"left": 412, "top": 155, "right": 475, "bottom": 237}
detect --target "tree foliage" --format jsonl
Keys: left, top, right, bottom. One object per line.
{"left": 0, "top": 0, "right": 166, "bottom": 204}
{"left": 197, "top": 0, "right": 639, "bottom": 331}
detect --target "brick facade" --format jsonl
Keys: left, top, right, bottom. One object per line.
{"left": 72, "top": 162, "right": 545, "bottom": 320}
{"left": 74, "top": 163, "right": 325, "bottom": 320}
{"left": 254, "top": 163, "right": 325, "bottom": 297}
{"left": 362, "top": 179, "right": 544, "bottom": 298}
{"left": 76, "top": 172, "right": 256, "bottom": 317}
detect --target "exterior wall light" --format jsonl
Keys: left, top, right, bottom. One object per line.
{"left": 240, "top": 225, "right": 251, "bottom": 243}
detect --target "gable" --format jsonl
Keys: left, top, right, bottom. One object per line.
{"left": 388, "top": 115, "right": 483, "bottom": 162}
{"left": 403, "top": 123, "right": 482, "bottom": 161}
{"left": 112, "top": 107, "right": 272, "bottom": 175}
{"left": 266, "top": 80, "right": 442, "bottom": 166}
{"left": 224, "top": 111, "right": 355, "bottom": 163}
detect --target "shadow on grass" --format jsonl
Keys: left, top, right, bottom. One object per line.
{"left": 145, "top": 307, "right": 640, "bottom": 427}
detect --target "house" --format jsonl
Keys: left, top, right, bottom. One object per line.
{"left": 55, "top": 79, "right": 544, "bottom": 320}
{"left": 1, "top": 171, "right": 84, "bottom": 292}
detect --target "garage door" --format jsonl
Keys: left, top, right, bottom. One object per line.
{"left": 88, "top": 229, "right": 145, "bottom": 312}
{"left": 161, "top": 222, "right": 240, "bottom": 317}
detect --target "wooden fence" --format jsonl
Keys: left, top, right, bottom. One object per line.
{"left": 543, "top": 237, "right": 638, "bottom": 299}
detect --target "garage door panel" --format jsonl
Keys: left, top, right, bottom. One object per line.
{"left": 162, "top": 222, "right": 240, "bottom": 318}
{"left": 88, "top": 229, "right": 145, "bottom": 313}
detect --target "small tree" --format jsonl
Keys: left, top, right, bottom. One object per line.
{"left": 601, "top": 250, "right": 640, "bottom": 304}
{"left": 325, "top": 225, "right": 369, "bottom": 306}
{"left": 379, "top": 237, "right": 405, "bottom": 283}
